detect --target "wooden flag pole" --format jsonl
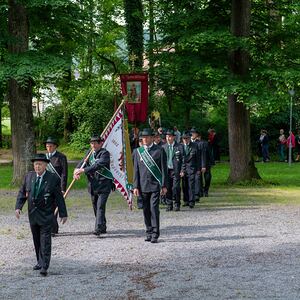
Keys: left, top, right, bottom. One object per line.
{"left": 55, "top": 99, "right": 126, "bottom": 216}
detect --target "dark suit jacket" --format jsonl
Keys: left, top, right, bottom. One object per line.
{"left": 15, "top": 171, "right": 68, "bottom": 226}
{"left": 48, "top": 151, "right": 68, "bottom": 191}
{"left": 133, "top": 144, "right": 168, "bottom": 193}
{"left": 162, "top": 142, "right": 184, "bottom": 174}
{"left": 198, "top": 140, "right": 211, "bottom": 169}
{"left": 77, "top": 148, "right": 112, "bottom": 195}
{"left": 182, "top": 142, "right": 200, "bottom": 175}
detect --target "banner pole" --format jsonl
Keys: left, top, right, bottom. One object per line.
{"left": 54, "top": 99, "right": 126, "bottom": 216}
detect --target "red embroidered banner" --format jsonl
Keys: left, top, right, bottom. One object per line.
{"left": 120, "top": 73, "right": 148, "bottom": 123}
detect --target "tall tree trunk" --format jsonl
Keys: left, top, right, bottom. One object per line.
{"left": 124, "top": 0, "right": 144, "bottom": 70}
{"left": 148, "top": 0, "right": 154, "bottom": 104}
{"left": 227, "top": 0, "right": 260, "bottom": 183}
{"left": 8, "top": 1, "right": 35, "bottom": 185}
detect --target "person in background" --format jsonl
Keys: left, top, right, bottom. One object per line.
{"left": 44, "top": 137, "right": 68, "bottom": 236}
{"left": 295, "top": 129, "right": 300, "bottom": 162}
{"left": 286, "top": 131, "right": 295, "bottom": 162}
{"left": 259, "top": 129, "right": 270, "bottom": 162}
{"left": 181, "top": 131, "right": 200, "bottom": 209}
{"left": 173, "top": 126, "right": 181, "bottom": 143}
{"left": 278, "top": 129, "right": 286, "bottom": 162}
{"left": 208, "top": 128, "right": 220, "bottom": 163}
{"left": 162, "top": 129, "right": 184, "bottom": 211}
{"left": 15, "top": 154, "right": 68, "bottom": 277}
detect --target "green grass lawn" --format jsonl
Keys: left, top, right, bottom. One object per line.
{"left": 1, "top": 161, "right": 300, "bottom": 211}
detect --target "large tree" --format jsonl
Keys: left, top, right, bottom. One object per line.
{"left": 227, "top": 0, "right": 260, "bottom": 182}
{"left": 7, "top": 1, "right": 35, "bottom": 185}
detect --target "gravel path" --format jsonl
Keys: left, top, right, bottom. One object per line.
{"left": 1, "top": 198, "right": 300, "bottom": 299}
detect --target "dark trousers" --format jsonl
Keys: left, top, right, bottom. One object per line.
{"left": 30, "top": 222, "right": 52, "bottom": 270}
{"left": 52, "top": 212, "right": 59, "bottom": 234}
{"left": 194, "top": 172, "right": 201, "bottom": 199}
{"left": 199, "top": 169, "right": 212, "bottom": 194}
{"left": 91, "top": 193, "right": 109, "bottom": 231}
{"left": 166, "top": 169, "right": 181, "bottom": 208}
{"left": 141, "top": 191, "right": 160, "bottom": 237}
{"left": 182, "top": 173, "right": 195, "bottom": 204}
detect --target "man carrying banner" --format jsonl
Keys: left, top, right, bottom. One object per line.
{"left": 73, "top": 135, "right": 113, "bottom": 236}
{"left": 45, "top": 137, "right": 68, "bottom": 236}
{"left": 133, "top": 128, "right": 168, "bottom": 243}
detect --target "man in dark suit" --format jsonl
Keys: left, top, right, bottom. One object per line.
{"left": 133, "top": 128, "right": 168, "bottom": 243}
{"left": 162, "top": 129, "right": 184, "bottom": 211}
{"left": 181, "top": 131, "right": 200, "bottom": 208}
{"left": 74, "top": 135, "right": 112, "bottom": 236}
{"left": 198, "top": 132, "right": 212, "bottom": 197}
{"left": 15, "top": 154, "right": 68, "bottom": 277}
{"left": 45, "top": 137, "right": 68, "bottom": 235}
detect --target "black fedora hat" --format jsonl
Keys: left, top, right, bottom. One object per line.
{"left": 139, "top": 128, "right": 154, "bottom": 137}
{"left": 165, "top": 129, "right": 175, "bottom": 136}
{"left": 45, "top": 137, "right": 58, "bottom": 146}
{"left": 182, "top": 131, "right": 191, "bottom": 138}
{"left": 190, "top": 127, "right": 199, "bottom": 134}
{"left": 31, "top": 153, "right": 50, "bottom": 163}
{"left": 90, "top": 135, "right": 104, "bottom": 143}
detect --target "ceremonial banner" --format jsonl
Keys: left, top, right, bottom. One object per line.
{"left": 102, "top": 106, "right": 133, "bottom": 208}
{"left": 120, "top": 73, "right": 148, "bottom": 123}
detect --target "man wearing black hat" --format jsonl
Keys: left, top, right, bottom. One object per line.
{"left": 133, "top": 128, "right": 168, "bottom": 243}
{"left": 15, "top": 154, "right": 68, "bottom": 277}
{"left": 181, "top": 131, "right": 200, "bottom": 208}
{"left": 45, "top": 137, "right": 68, "bottom": 235}
{"left": 74, "top": 135, "right": 112, "bottom": 235}
{"left": 162, "top": 129, "right": 184, "bottom": 211}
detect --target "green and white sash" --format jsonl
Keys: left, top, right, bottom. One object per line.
{"left": 137, "top": 146, "right": 162, "bottom": 186}
{"left": 46, "top": 154, "right": 61, "bottom": 180}
{"left": 96, "top": 167, "right": 114, "bottom": 180}
{"left": 89, "top": 153, "right": 113, "bottom": 180}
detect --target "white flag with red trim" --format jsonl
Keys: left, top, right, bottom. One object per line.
{"left": 102, "top": 107, "right": 133, "bottom": 208}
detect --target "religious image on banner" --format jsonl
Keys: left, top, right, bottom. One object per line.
{"left": 102, "top": 105, "right": 133, "bottom": 208}
{"left": 127, "top": 81, "right": 141, "bottom": 103}
{"left": 120, "top": 73, "right": 148, "bottom": 123}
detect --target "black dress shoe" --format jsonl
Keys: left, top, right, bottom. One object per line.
{"left": 182, "top": 202, "right": 189, "bottom": 207}
{"left": 40, "top": 268, "right": 48, "bottom": 276}
{"left": 151, "top": 236, "right": 158, "bottom": 243}
{"left": 33, "top": 264, "right": 41, "bottom": 270}
{"left": 194, "top": 197, "right": 200, "bottom": 202}
{"left": 145, "top": 235, "right": 152, "bottom": 242}
{"left": 189, "top": 203, "right": 195, "bottom": 208}
{"left": 174, "top": 206, "right": 180, "bottom": 211}
{"left": 93, "top": 230, "right": 101, "bottom": 236}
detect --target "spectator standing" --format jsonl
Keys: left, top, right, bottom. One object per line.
{"left": 259, "top": 129, "right": 270, "bottom": 162}
{"left": 295, "top": 129, "right": 300, "bottom": 161}
{"left": 286, "top": 131, "right": 296, "bottom": 162}
{"left": 278, "top": 129, "right": 286, "bottom": 162}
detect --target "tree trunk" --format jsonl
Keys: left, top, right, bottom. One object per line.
{"left": 227, "top": 0, "right": 260, "bottom": 183}
{"left": 8, "top": 1, "right": 35, "bottom": 185}
{"left": 124, "top": 0, "right": 144, "bottom": 69}
{"left": 148, "top": 0, "right": 154, "bottom": 104}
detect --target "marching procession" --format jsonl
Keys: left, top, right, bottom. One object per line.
{"left": 14, "top": 122, "right": 216, "bottom": 276}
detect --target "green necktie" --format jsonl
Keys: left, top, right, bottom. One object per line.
{"left": 168, "top": 145, "right": 173, "bottom": 169}
{"left": 89, "top": 152, "right": 95, "bottom": 165}
{"left": 34, "top": 176, "right": 41, "bottom": 198}
{"left": 184, "top": 144, "right": 189, "bottom": 155}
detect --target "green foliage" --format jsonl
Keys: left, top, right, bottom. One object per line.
{"left": 35, "top": 104, "right": 65, "bottom": 145}
{"left": 69, "top": 79, "right": 115, "bottom": 150}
